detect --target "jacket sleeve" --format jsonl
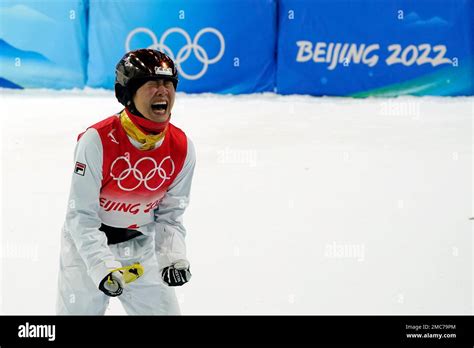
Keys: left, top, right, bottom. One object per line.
{"left": 154, "top": 137, "right": 196, "bottom": 269}
{"left": 64, "top": 128, "right": 122, "bottom": 287}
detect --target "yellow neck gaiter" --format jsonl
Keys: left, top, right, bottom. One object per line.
{"left": 120, "top": 110, "right": 167, "bottom": 150}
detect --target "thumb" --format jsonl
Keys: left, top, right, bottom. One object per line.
{"left": 173, "top": 259, "right": 190, "bottom": 270}
{"left": 110, "top": 270, "right": 126, "bottom": 289}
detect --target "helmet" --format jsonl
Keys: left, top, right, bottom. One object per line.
{"left": 114, "top": 49, "right": 179, "bottom": 107}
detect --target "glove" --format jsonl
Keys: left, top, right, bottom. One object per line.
{"left": 98, "top": 270, "right": 125, "bottom": 297}
{"left": 161, "top": 260, "right": 192, "bottom": 287}
{"left": 98, "top": 263, "right": 144, "bottom": 297}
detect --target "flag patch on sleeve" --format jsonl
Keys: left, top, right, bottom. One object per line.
{"left": 74, "top": 162, "right": 86, "bottom": 176}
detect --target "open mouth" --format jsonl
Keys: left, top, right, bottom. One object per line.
{"left": 151, "top": 101, "right": 168, "bottom": 114}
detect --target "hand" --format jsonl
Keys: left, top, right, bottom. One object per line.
{"left": 98, "top": 270, "right": 125, "bottom": 297}
{"left": 161, "top": 260, "right": 192, "bottom": 287}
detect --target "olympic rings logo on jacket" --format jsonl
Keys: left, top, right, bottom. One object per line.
{"left": 110, "top": 153, "right": 176, "bottom": 192}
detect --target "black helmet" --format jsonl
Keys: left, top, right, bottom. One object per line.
{"left": 115, "top": 48, "right": 179, "bottom": 106}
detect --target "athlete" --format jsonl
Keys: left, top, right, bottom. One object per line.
{"left": 56, "top": 49, "right": 195, "bottom": 315}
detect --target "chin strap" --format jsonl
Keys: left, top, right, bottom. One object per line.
{"left": 120, "top": 110, "right": 168, "bottom": 150}
{"left": 126, "top": 101, "right": 144, "bottom": 118}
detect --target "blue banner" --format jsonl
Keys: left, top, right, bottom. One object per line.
{"left": 0, "top": 0, "right": 88, "bottom": 89}
{"left": 277, "top": 0, "right": 474, "bottom": 96}
{"left": 87, "top": 0, "right": 277, "bottom": 94}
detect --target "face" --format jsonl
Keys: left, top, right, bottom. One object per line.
{"left": 132, "top": 79, "right": 175, "bottom": 122}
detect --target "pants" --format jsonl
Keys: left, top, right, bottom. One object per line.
{"left": 56, "top": 229, "right": 180, "bottom": 315}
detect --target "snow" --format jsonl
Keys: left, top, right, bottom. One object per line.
{"left": 0, "top": 88, "right": 472, "bottom": 314}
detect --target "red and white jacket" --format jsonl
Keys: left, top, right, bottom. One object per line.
{"left": 63, "top": 113, "right": 195, "bottom": 286}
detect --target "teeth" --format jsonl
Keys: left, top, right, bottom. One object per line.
{"left": 151, "top": 101, "right": 168, "bottom": 113}
{"left": 152, "top": 101, "right": 167, "bottom": 106}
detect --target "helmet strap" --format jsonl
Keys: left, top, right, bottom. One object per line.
{"left": 127, "top": 100, "right": 145, "bottom": 119}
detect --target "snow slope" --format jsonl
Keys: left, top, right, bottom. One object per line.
{"left": 0, "top": 89, "right": 472, "bottom": 314}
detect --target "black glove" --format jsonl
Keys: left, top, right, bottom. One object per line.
{"left": 98, "top": 270, "right": 125, "bottom": 297}
{"left": 161, "top": 260, "right": 192, "bottom": 286}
